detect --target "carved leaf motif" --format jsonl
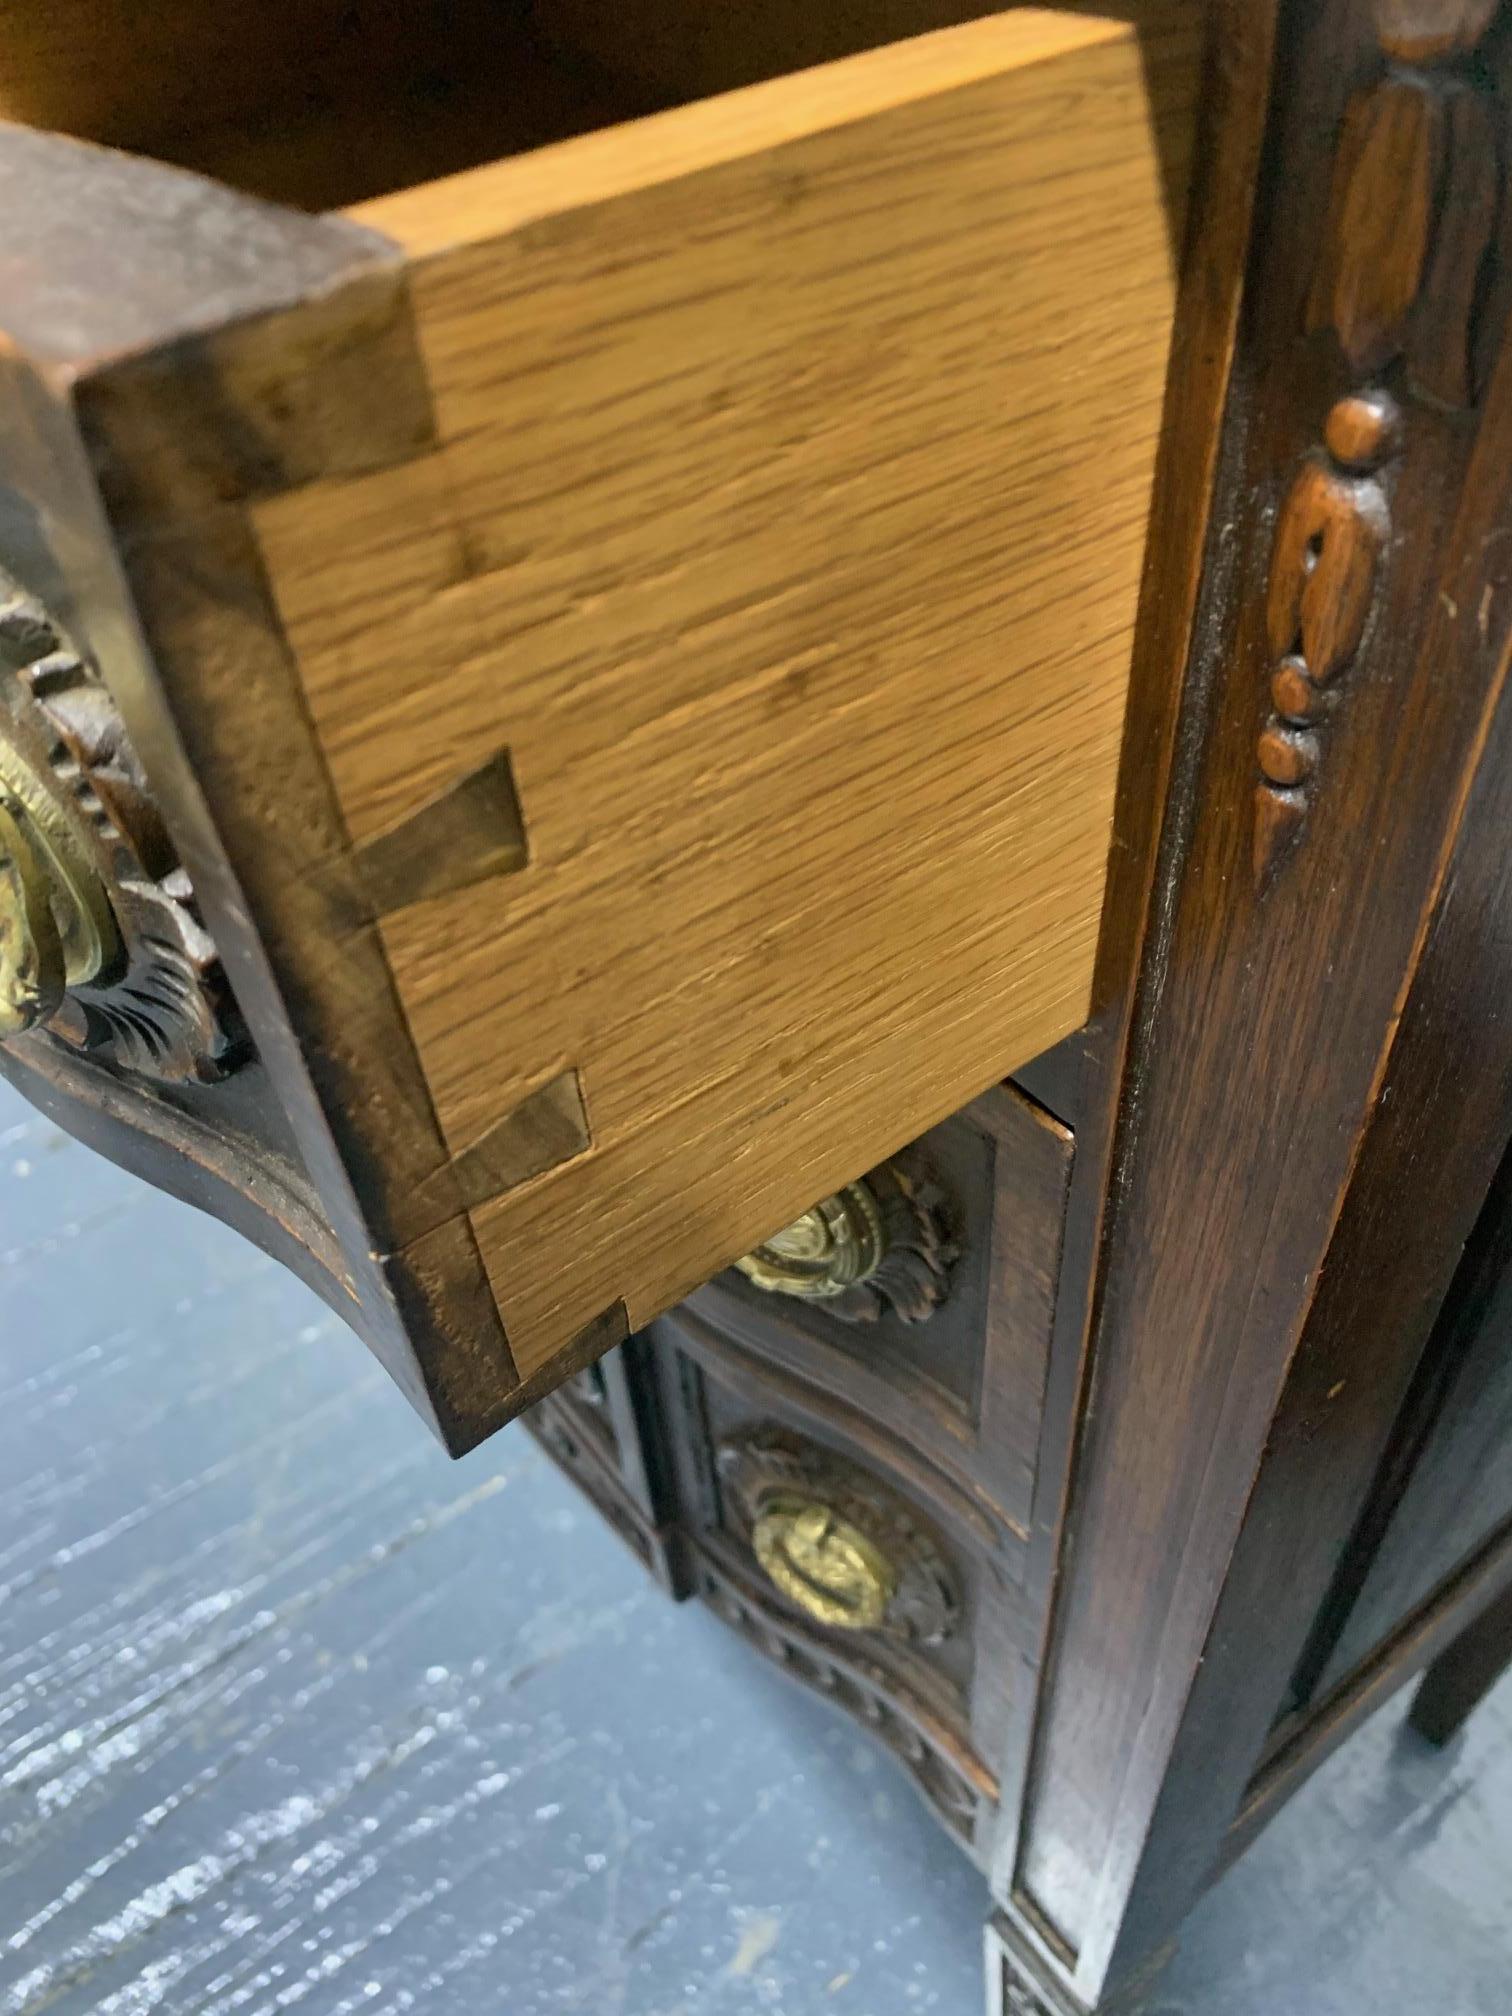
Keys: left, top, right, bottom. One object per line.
{"left": 1308, "top": 76, "right": 1443, "bottom": 373}
{"left": 718, "top": 1428, "right": 961, "bottom": 1646}
{"left": 829, "top": 1172, "right": 956, "bottom": 1325}
{"left": 1409, "top": 85, "right": 1501, "bottom": 405}
{"left": 730, "top": 1161, "right": 956, "bottom": 1325}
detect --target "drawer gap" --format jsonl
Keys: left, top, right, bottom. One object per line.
{"left": 0, "top": 2, "right": 1192, "bottom": 219}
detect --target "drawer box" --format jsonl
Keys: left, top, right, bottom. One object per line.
{"left": 0, "top": 3, "right": 1191, "bottom": 1447}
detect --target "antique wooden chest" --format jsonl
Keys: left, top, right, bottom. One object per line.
{"left": 3, "top": 3, "right": 1511, "bottom": 2008}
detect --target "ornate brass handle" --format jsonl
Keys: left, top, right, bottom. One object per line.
{"left": 751, "top": 1496, "right": 898, "bottom": 1630}
{"left": 0, "top": 796, "right": 67, "bottom": 1035}
{"left": 0, "top": 768, "right": 118, "bottom": 1038}
{"left": 0, "top": 569, "right": 239, "bottom": 1080}
{"left": 734, "top": 1182, "right": 887, "bottom": 1301}
{"left": 719, "top": 1430, "right": 960, "bottom": 1643}
{"left": 731, "top": 1165, "right": 956, "bottom": 1324}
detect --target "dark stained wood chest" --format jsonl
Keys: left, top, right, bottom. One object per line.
{"left": 2, "top": 2, "right": 1512, "bottom": 2008}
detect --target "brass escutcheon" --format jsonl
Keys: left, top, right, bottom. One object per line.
{"left": 0, "top": 796, "right": 65, "bottom": 1036}
{"left": 0, "top": 746, "right": 118, "bottom": 1036}
{"left": 734, "top": 1182, "right": 887, "bottom": 1301}
{"left": 0, "top": 565, "right": 238, "bottom": 1082}
{"left": 751, "top": 1495, "right": 899, "bottom": 1630}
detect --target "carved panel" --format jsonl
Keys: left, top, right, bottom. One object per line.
{"left": 525, "top": 1383, "right": 659, "bottom": 1580}
{"left": 0, "top": 568, "right": 243, "bottom": 1079}
{"left": 1001, "top": 1978, "right": 1055, "bottom": 2016}
{"left": 687, "top": 1085, "right": 1072, "bottom": 1549}
{"left": 1255, "top": 0, "right": 1507, "bottom": 886}
{"left": 691, "top": 1547, "right": 988, "bottom": 1844}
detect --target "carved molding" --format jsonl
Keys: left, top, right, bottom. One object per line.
{"left": 717, "top": 1426, "right": 961, "bottom": 1645}
{"left": 693, "top": 1548, "right": 984, "bottom": 1843}
{"left": 732, "top": 1162, "right": 958, "bottom": 1325}
{"left": 1000, "top": 1977, "right": 1055, "bottom": 2016}
{"left": 1256, "top": 0, "right": 1507, "bottom": 887}
{"left": 526, "top": 1386, "right": 658, "bottom": 1578}
{"left": 0, "top": 569, "right": 244, "bottom": 1080}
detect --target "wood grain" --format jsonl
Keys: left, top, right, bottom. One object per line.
{"left": 982, "top": 0, "right": 1283, "bottom": 1956}
{"left": 0, "top": 120, "right": 527, "bottom": 1454}
{"left": 254, "top": 12, "right": 1186, "bottom": 1383}
{"left": 1009, "top": 2, "right": 1512, "bottom": 1996}
{"left": 1312, "top": 1145, "right": 1512, "bottom": 1699}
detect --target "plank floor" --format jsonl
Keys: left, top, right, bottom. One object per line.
{"left": 1, "top": 1078, "right": 1508, "bottom": 2014}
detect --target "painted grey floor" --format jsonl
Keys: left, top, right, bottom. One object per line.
{"left": 0, "top": 1079, "right": 1508, "bottom": 2016}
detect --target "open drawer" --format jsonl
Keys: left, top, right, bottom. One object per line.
{"left": 0, "top": 3, "right": 1194, "bottom": 1450}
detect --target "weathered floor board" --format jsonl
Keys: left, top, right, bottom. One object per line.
{"left": 0, "top": 1082, "right": 1508, "bottom": 2013}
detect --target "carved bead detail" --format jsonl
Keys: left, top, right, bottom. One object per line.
{"left": 1257, "top": 4, "right": 1509, "bottom": 888}
{"left": 1271, "top": 658, "right": 1326, "bottom": 723}
{"left": 1323, "top": 389, "right": 1403, "bottom": 471}
{"left": 1254, "top": 398, "right": 1399, "bottom": 889}
{"left": 1257, "top": 726, "right": 1319, "bottom": 788}
{"left": 694, "top": 1554, "right": 983, "bottom": 1842}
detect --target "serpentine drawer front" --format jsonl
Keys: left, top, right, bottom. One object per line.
{"left": 0, "top": 5, "right": 1190, "bottom": 1450}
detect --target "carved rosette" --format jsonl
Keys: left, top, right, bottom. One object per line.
{"left": 717, "top": 1427, "right": 961, "bottom": 1645}
{"left": 1255, "top": 0, "right": 1508, "bottom": 888}
{"left": 732, "top": 1162, "right": 957, "bottom": 1324}
{"left": 0, "top": 569, "right": 243, "bottom": 1081}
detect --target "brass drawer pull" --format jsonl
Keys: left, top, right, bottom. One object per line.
{"left": 734, "top": 1182, "right": 887, "bottom": 1302}
{"left": 732, "top": 1167, "right": 956, "bottom": 1323}
{"left": 720, "top": 1429, "right": 959, "bottom": 1643}
{"left": 0, "top": 572, "right": 238, "bottom": 1081}
{"left": 752, "top": 1498, "right": 898, "bottom": 1631}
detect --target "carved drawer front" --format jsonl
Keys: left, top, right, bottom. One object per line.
{"left": 523, "top": 1343, "right": 684, "bottom": 1593}
{"left": 0, "top": 5, "right": 1193, "bottom": 1453}
{"left": 649, "top": 1338, "right": 1021, "bottom": 1857}
{"left": 681, "top": 1080, "right": 1074, "bottom": 1541}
